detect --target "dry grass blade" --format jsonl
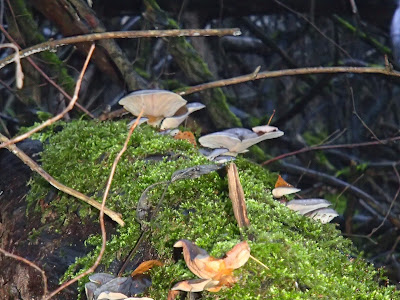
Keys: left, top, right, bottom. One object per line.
{"left": 227, "top": 163, "right": 250, "bottom": 228}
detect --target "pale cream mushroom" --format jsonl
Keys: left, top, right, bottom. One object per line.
{"left": 305, "top": 207, "right": 339, "bottom": 224}
{"left": 286, "top": 199, "right": 332, "bottom": 215}
{"left": 160, "top": 102, "right": 205, "bottom": 130}
{"left": 199, "top": 127, "right": 284, "bottom": 157}
{"left": 272, "top": 186, "right": 301, "bottom": 198}
{"left": 286, "top": 199, "right": 339, "bottom": 224}
{"left": 119, "top": 90, "right": 187, "bottom": 126}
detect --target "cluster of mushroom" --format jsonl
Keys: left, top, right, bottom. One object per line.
{"left": 118, "top": 90, "right": 284, "bottom": 162}
{"left": 273, "top": 175, "right": 339, "bottom": 224}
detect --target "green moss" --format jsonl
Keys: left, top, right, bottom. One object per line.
{"left": 26, "top": 120, "right": 398, "bottom": 299}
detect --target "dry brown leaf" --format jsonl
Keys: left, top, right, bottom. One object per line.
{"left": 275, "top": 175, "right": 293, "bottom": 188}
{"left": 227, "top": 163, "right": 250, "bottom": 228}
{"left": 223, "top": 241, "right": 251, "bottom": 269}
{"left": 171, "top": 278, "right": 219, "bottom": 292}
{"left": 172, "top": 239, "right": 250, "bottom": 293}
{"left": 174, "top": 131, "right": 197, "bottom": 146}
{"left": 131, "top": 260, "right": 163, "bottom": 277}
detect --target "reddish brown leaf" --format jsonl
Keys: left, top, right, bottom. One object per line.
{"left": 131, "top": 260, "right": 163, "bottom": 277}
{"left": 223, "top": 241, "right": 250, "bottom": 270}
{"left": 174, "top": 131, "right": 197, "bottom": 146}
{"left": 275, "top": 175, "right": 293, "bottom": 188}
{"left": 173, "top": 239, "right": 250, "bottom": 292}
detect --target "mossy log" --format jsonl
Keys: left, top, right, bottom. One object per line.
{"left": 0, "top": 120, "right": 397, "bottom": 299}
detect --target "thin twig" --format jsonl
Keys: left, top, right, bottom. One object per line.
{"left": 261, "top": 135, "right": 400, "bottom": 166}
{"left": 249, "top": 254, "right": 269, "bottom": 270}
{"left": 0, "top": 25, "right": 94, "bottom": 117}
{"left": 0, "top": 28, "right": 241, "bottom": 69}
{"left": 178, "top": 66, "right": 400, "bottom": 96}
{"left": 45, "top": 107, "right": 144, "bottom": 300}
{"left": 0, "top": 248, "right": 48, "bottom": 299}
{"left": 0, "top": 44, "right": 95, "bottom": 149}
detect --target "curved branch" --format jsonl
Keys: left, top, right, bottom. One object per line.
{"left": 179, "top": 66, "right": 400, "bottom": 96}
{"left": 0, "top": 29, "right": 241, "bottom": 70}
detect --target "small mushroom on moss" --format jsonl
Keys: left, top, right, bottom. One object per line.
{"left": 119, "top": 90, "right": 187, "bottom": 126}
{"left": 286, "top": 199, "right": 339, "bottom": 224}
{"left": 199, "top": 127, "right": 284, "bottom": 158}
{"left": 160, "top": 102, "right": 205, "bottom": 130}
{"left": 272, "top": 175, "right": 301, "bottom": 198}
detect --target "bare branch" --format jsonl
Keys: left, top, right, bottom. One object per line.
{"left": 179, "top": 66, "right": 400, "bottom": 96}
{"left": 0, "top": 28, "right": 241, "bottom": 70}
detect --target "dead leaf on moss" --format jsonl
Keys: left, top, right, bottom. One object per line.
{"left": 131, "top": 260, "right": 163, "bottom": 277}
{"left": 171, "top": 240, "right": 250, "bottom": 293}
{"left": 173, "top": 131, "right": 197, "bottom": 146}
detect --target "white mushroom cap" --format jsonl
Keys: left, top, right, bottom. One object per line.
{"left": 252, "top": 125, "right": 279, "bottom": 134}
{"left": 199, "top": 127, "right": 284, "bottom": 154}
{"left": 160, "top": 102, "right": 205, "bottom": 130}
{"left": 286, "top": 199, "right": 332, "bottom": 215}
{"left": 272, "top": 187, "right": 301, "bottom": 198}
{"left": 305, "top": 207, "right": 339, "bottom": 224}
{"left": 119, "top": 90, "right": 187, "bottom": 126}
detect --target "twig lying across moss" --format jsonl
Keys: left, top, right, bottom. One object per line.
{"left": 0, "top": 133, "right": 124, "bottom": 226}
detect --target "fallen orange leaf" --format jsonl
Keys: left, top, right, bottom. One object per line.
{"left": 172, "top": 240, "right": 250, "bottom": 293}
{"left": 174, "top": 131, "right": 197, "bottom": 146}
{"left": 275, "top": 175, "right": 293, "bottom": 188}
{"left": 131, "top": 260, "right": 163, "bottom": 277}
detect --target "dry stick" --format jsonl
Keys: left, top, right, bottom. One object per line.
{"left": 0, "top": 133, "right": 124, "bottom": 226}
{"left": 45, "top": 109, "right": 144, "bottom": 300}
{"left": 368, "top": 166, "right": 400, "bottom": 237}
{"left": 0, "top": 25, "right": 94, "bottom": 118}
{"left": 261, "top": 135, "right": 400, "bottom": 166}
{"left": 0, "top": 248, "right": 48, "bottom": 299}
{"left": 178, "top": 66, "right": 400, "bottom": 96}
{"left": 0, "top": 28, "right": 241, "bottom": 69}
{"left": 0, "top": 44, "right": 96, "bottom": 150}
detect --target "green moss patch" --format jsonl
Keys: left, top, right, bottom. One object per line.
{"left": 27, "top": 120, "right": 398, "bottom": 299}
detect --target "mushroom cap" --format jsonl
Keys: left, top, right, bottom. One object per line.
{"left": 160, "top": 102, "right": 205, "bottom": 130}
{"left": 199, "top": 127, "right": 284, "bottom": 154}
{"left": 286, "top": 199, "right": 332, "bottom": 215}
{"left": 252, "top": 125, "right": 279, "bottom": 134}
{"left": 272, "top": 187, "right": 301, "bottom": 198}
{"left": 119, "top": 90, "right": 187, "bottom": 125}
{"left": 305, "top": 207, "right": 339, "bottom": 224}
